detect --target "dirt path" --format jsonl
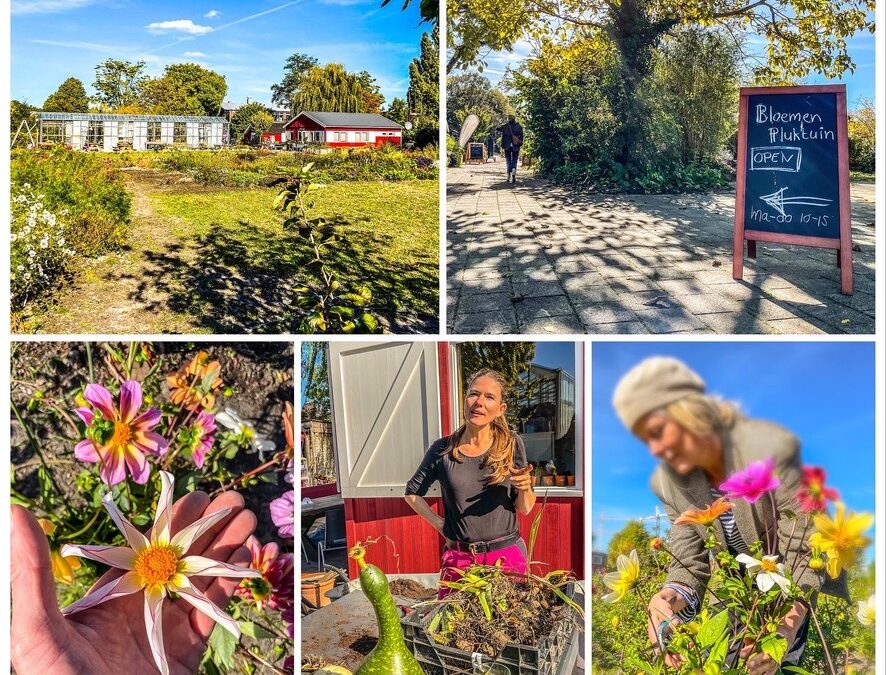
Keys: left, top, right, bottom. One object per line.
{"left": 29, "top": 169, "right": 208, "bottom": 334}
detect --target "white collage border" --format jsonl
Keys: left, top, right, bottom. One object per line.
{"left": 0, "top": 0, "right": 882, "bottom": 671}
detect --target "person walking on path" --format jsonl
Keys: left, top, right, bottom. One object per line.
{"left": 485, "top": 131, "right": 497, "bottom": 162}
{"left": 498, "top": 115, "right": 523, "bottom": 184}
{"left": 612, "top": 357, "right": 820, "bottom": 674}
{"left": 404, "top": 368, "right": 536, "bottom": 598}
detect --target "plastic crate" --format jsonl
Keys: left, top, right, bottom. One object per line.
{"left": 400, "top": 585, "right": 577, "bottom": 675}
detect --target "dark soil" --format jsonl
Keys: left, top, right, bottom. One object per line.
{"left": 11, "top": 341, "right": 293, "bottom": 542}
{"left": 429, "top": 571, "right": 576, "bottom": 657}
{"left": 389, "top": 578, "right": 437, "bottom": 600}
{"left": 346, "top": 632, "right": 378, "bottom": 655}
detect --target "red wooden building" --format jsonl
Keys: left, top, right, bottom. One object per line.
{"left": 310, "top": 342, "right": 586, "bottom": 581}
{"left": 283, "top": 111, "right": 402, "bottom": 148}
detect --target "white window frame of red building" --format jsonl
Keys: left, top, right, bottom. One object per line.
{"left": 447, "top": 342, "right": 584, "bottom": 496}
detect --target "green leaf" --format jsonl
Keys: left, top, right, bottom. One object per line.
{"left": 238, "top": 621, "right": 274, "bottom": 640}
{"left": 698, "top": 609, "right": 730, "bottom": 649}
{"left": 208, "top": 623, "right": 237, "bottom": 670}
{"left": 340, "top": 293, "right": 369, "bottom": 307}
{"left": 759, "top": 632, "right": 788, "bottom": 665}
{"left": 783, "top": 667, "right": 816, "bottom": 675}
{"left": 360, "top": 312, "right": 380, "bottom": 333}
{"left": 131, "top": 512, "right": 152, "bottom": 527}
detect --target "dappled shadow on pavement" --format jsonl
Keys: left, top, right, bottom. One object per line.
{"left": 447, "top": 162, "right": 875, "bottom": 335}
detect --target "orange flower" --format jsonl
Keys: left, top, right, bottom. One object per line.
{"left": 167, "top": 351, "right": 223, "bottom": 411}
{"left": 674, "top": 497, "right": 733, "bottom": 526}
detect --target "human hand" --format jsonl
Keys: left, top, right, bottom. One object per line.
{"left": 740, "top": 642, "right": 781, "bottom": 675}
{"left": 509, "top": 464, "right": 534, "bottom": 492}
{"left": 11, "top": 489, "right": 256, "bottom": 675}
{"left": 647, "top": 588, "right": 686, "bottom": 669}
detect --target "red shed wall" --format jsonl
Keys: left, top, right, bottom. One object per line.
{"left": 345, "top": 496, "right": 584, "bottom": 579}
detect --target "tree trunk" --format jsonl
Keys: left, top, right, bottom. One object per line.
{"left": 605, "top": 0, "right": 677, "bottom": 171}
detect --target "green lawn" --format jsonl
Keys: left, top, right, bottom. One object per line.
{"left": 21, "top": 177, "right": 438, "bottom": 334}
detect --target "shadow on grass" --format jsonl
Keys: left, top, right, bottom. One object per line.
{"left": 118, "top": 220, "right": 439, "bottom": 334}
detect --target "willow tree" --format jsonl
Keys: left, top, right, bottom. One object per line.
{"left": 449, "top": 0, "right": 873, "bottom": 163}
{"left": 292, "top": 64, "right": 368, "bottom": 113}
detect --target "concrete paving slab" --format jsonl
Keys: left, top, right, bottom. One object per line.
{"left": 446, "top": 162, "right": 876, "bottom": 334}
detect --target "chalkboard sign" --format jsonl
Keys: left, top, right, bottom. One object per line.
{"left": 466, "top": 142, "right": 484, "bottom": 163}
{"left": 733, "top": 85, "right": 852, "bottom": 294}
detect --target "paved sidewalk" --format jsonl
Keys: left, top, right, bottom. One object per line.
{"left": 447, "top": 161, "right": 876, "bottom": 334}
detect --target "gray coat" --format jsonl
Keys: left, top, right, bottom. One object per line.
{"left": 651, "top": 417, "right": 821, "bottom": 601}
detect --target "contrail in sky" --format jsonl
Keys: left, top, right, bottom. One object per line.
{"left": 145, "top": 0, "right": 304, "bottom": 54}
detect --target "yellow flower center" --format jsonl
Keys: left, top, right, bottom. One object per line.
{"left": 135, "top": 545, "right": 180, "bottom": 586}
{"left": 111, "top": 421, "right": 133, "bottom": 448}
{"left": 761, "top": 558, "right": 778, "bottom": 573}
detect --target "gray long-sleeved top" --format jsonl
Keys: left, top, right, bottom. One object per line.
{"left": 405, "top": 434, "right": 528, "bottom": 544}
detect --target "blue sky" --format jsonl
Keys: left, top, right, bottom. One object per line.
{"left": 12, "top": 0, "right": 430, "bottom": 107}
{"left": 299, "top": 341, "right": 577, "bottom": 400}
{"left": 534, "top": 342, "right": 575, "bottom": 377}
{"left": 466, "top": 19, "right": 876, "bottom": 108}
{"left": 592, "top": 342, "right": 876, "bottom": 559}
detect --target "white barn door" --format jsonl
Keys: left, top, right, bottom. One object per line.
{"left": 328, "top": 342, "right": 441, "bottom": 498}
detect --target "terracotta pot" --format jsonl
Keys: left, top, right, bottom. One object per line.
{"left": 541, "top": 475, "right": 555, "bottom": 486}
{"left": 555, "top": 475, "right": 567, "bottom": 487}
{"left": 566, "top": 474, "right": 576, "bottom": 486}
{"left": 301, "top": 571, "right": 337, "bottom": 609}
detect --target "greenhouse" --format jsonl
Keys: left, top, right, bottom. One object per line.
{"left": 36, "top": 112, "right": 229, "bottom": 151}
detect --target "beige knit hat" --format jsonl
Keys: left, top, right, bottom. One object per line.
{"left": 612, "top": 357, "right": 706, "bottom": 431}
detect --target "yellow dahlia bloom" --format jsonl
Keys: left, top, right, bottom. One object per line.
{"left": 808, "top": 502, "right": 873, "bottom": 579}
{"left": 602, "top": 549, "right": 640, "bottom": 603}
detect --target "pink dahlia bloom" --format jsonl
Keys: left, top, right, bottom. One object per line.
{"left": 719, "top": 457, "right": 781, "bottom": 504}
{"left": 236, "top": 536, "right": 294, "bottom": 611}
{"left": 187, "top": 410, "right": 217, "bottom": 469}
{"left": 270, "top": 490, "right": 295, "bottom": 538}
{"left": 74, "top": 381, "right": 168, "bottom": 486}
{"left": 797, "top": 466, "right": 839, "bottom": 513}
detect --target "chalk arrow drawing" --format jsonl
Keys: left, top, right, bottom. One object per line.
{"left": 760, "top": 187, "right": 832, "bottom": 217}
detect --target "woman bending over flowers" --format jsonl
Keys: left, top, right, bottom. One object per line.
{"left": 613, "top": 357, "right": 821, "bottom": 675}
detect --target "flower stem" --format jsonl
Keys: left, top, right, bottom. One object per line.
{"left": 11, "top": 399, "right": 70, "bottom": 509}
{"left": 804, "top": 601, "right": 837, "bottom": 675}
{"left": 59, "top": 508, "right": 103, "bottom": 541}
{"left": 85, "top": 341, "right": 94, "bottom": 382}
{"left": 236, "top": 645, "right": 287, "bottom": 674}
{"left": 210, "top": 453, "right": 287, "bottom": 497}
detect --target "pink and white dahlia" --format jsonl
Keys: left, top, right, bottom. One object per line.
{"left": 236, "top": 536, "right": 294, "bottom": 610}
{"left": 60, "top": 471, "right": 260, "bottom": 675}
{"left": 183, "top": 410, "right": 217, "bottom": 469}
{"left": 75, "top": 381, "right": 169, "bottom": 486}
{"left": 269, "top": 490, "right": 295, "bottom": 539}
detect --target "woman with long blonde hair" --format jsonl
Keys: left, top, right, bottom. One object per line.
{"left": 405, "top": 368, "right": 536, "bottom": 595}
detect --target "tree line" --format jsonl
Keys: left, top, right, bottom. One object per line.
{"left": 14, "top": 23, "right": 439, "bottom": 148}
{"left": 447, "top": 0, "right": 874, "bottom": 188}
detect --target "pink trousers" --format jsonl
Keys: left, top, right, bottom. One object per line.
{"left": 438, "top": 538, "right": 529, "bottom": 599}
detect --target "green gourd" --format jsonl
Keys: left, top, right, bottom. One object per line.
{"left": 350, "top": 544, "right": 425, "bottom": 675}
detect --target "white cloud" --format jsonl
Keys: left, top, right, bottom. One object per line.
{"left": 146, "top": 19, "right": 213, "bottom": 35}
{"left": 183, "top": 51, "right": 207, "bottom": 57}
{"left": 12, "top": 0, "right": 96, "bottom": 14}
{"left": 205, "top": 9, "right": 220, "bottom": 18}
